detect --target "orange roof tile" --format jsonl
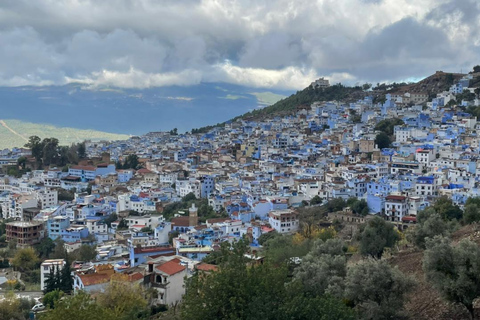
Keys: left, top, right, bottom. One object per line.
{"left": 128, "top": 272, "right": 144, "bottom": 282}
{"left": 156, "top": 259, "right": 186, "bottom": 276}
{"left": 78, "top": 273, "right": 110, "bottom": 286}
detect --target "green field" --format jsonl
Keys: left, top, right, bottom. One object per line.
{"left": 0, "top": 119, "right": 129, "bottom": 149}
{"left": 249, "top": 92, "right": 286, "bottom": 105}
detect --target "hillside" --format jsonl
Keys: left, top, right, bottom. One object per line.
{"left": 238, "top": 83, "right": 364, "bottom": 120}
{"left": 388, "top": 225, "right": 480, "bottom": 320}
{"left": 0, "top": 119, "right": 129, "bottom": 149}
{"left": 388, "top": 71, "right": 465, "bottom": 95}
{"left": 192, "top": 84, "right": 365, "bottom": 133}
{"left": 193, "top": 70, "right": 469, "bottom": 134}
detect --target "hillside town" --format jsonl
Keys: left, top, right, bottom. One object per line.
{"left": 3, "top": 70, "right": 480, "bottom": 318}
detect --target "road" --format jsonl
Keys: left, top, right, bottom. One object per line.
{"left": 0, "top": 119, "right": 28, "bottom": 142}
{"left": 0, "top": 290, "right": 43, "bottom": 301}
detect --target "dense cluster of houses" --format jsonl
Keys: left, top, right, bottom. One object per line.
{"left": 2, "top": 72, "right": 480, "bottom": 305}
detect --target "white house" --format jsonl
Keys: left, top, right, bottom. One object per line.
{"left": 268, "top": 209, "right": 299, "bottom": 233}
{"left": 149, "top": 258, "right": 187, "bottom": 306}
{"left": 40, "top": 259, "right": 65, "bottom": 291}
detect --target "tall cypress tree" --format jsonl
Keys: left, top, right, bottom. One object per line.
{"left": 60, "top": 254, "right": 73, "bottom": 294}
{"left": 43, "top": 266, "right": 56, "bottom": 294}
{"left": 54, "top": 266, "right": 61, "bottom": 290}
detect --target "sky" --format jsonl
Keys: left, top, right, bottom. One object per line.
{"left": 1, "top": 0, "right": 479, "bottom": 90}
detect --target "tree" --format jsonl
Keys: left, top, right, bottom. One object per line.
{"left": 11, "top": 247, "right": 39, "bottom": 271}
{"left": 257, "top": 230, "right": 280, "bottom": 245}
{"left": 463, "top": 202, "right": 480, "bottom": 224}
{"left": 117, "top": 219, "right": 128, "bottom": 230}
{"left": 73, "top": 245, "right": 97, "bottom": 262}
{"left": 423, "top": 236, "right": 480, "bottom": 318}
{"left": 103, "top": 213, "right": 118, "bottom": 228}
{"left": 96, "top": 281, "right": 150, "bottom": 320}
{"left": 475, "top": 87, "right": 480, "bottom": 98}
{"left": 25, "top": 135, "right": 42, "bottom": 162}
{"left": 362, "top": 83, "right": 372, "bottom": 91}
{"left": 433, "top": 196, "right": 463, "bottom": 221}
{"left": 294, "top": 238, "right": 347, "bottom": 298}
{"left": 326, "top": 198, "right": 346, "bottom": 213}
{"left": 374, "top": 118, "right": 404, "bottom": 136}
{"left": 51, "top": 239, "right": 67, "bottom": 259}
{"left": 317, "top": 226, "right": 338, "bottom": 241}
{"left": 310, "top": 195, "right": 322, "bottom": 205}
{"left": 408, "top": 209, "right": 449, "bottom": 249}
{"left": 60, "top": 255, "right": 73, "bottom": 294}
{"left": 182, "top": 192, "right": 197, "bottom": 202}
{"left": 345, "top": 259, "right": 414, "bottom": 319}
{"left": 264, "top": 234, "right": 312, "bottom": 265}
{"left": 358, "top": 216, "right": 399, "bottom": 258}
{"left": 182, "top": 238, "right": 353, "bottom": 320}
{"left": 38, "top": 291, "right": 115, "bottom": 320}
{"left": 43, "top": 289, "right": 64, "bottom": 309}
{"left": 42, "top": 138, "right": 60, "bottom": 166}
{"left": 77, "top": 142, "right": 86, "bottom": 159}
{"left": 0, "top": 291, "right": 24, "bottom": 320}
{"left": 35, "top": 237, "right": 55, "bottom": 258}
{"left": 17, "top": 156, "right": 27, "bottom": 170}
{"left": 43, "top": 266, "right": 57, "bottom": 294}
{"left": 122, "top": 154, "right": 139, "bottom": 169}
{"left": 374, "top": 132, "right": 391, "bottom": 149}
{"left": 58, "top": 188, "right": 75, "bottom": 201}
{"left": 348, "top": 198, "right": 369, "bottom": 216}
{"left": 445, "top": 73, "right": 454, "bottom": 86}
{"left": 473, "top": 65, "right": 480, "bottom": 73}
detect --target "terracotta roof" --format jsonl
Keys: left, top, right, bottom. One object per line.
{"left": 385, "top": 195, "right": 407, "bottom": 201}
{"left": 133, "top": 246, "right": 174, "bottom": 254}
{"left": 156, "top": 259, "right": 186, "bottom": 276}
{"left": 137, "top": 168, "right": 153, "bottom": 174}
{"left": 78, "top": 273, "right": 110, "bottom": 286}
{"left": 127, "top": 272, "right": 144, "bottom": 282}
{"left": 171, "top": 216, "right": 191, "bottom": 227}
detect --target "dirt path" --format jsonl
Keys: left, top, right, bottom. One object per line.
{"left": 0, "top": 119, "right": 28, "bottom": 142}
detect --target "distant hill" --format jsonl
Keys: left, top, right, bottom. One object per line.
{"left": 0, "top": 119, "right": 129, "bottom": 149}
{"left": 193, "top": 70, "right": 471, "bottom": 133}
{"left": 192, "top": 84, "right": 365, "bottom": 133}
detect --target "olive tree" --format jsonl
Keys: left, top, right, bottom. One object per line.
{"left": 345, "top": 259, "right": 414, "bottom": 319}
{"left": 423, "top": 236, "right": 480, "bottom": 318}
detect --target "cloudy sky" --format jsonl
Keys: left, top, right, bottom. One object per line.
{"left": 1, "top": 0, "right": 479, "bottom": 90}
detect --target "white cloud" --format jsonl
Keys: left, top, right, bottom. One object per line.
{"left": 0, "top": 0, "right": 478, "bottom": 89}
{"left": 66, "top": 68, "right": 203, "bottom": 88}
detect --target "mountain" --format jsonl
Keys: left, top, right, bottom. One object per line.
{"left": 193, "top": 70, "right": 471, "bottom": 132}
{"left": 0, "top": 83, "right": 289, "bottom": 139}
